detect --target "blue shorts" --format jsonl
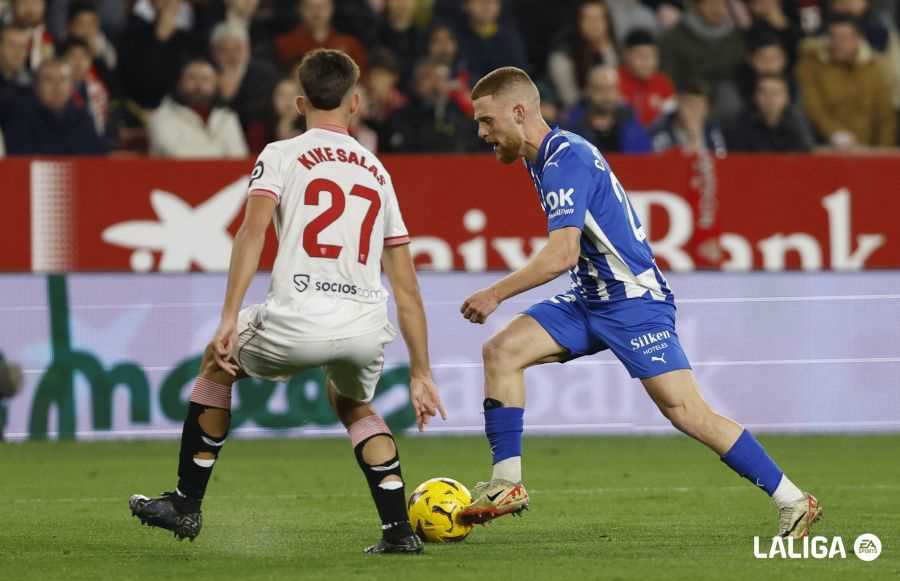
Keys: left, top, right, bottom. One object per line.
{"left": 524, "top": 293, "right": 692, "bottom": 379}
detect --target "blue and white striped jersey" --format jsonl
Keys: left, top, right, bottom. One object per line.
{"left": 525, "top": 127, "right": 673, "bottom": 305}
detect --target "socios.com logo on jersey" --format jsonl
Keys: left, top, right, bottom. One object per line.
{"left": 292, "top": 273, "right": 384, "bottom": 299}
{"left": 293, "top": 274, "right": 311, "bottom": 292}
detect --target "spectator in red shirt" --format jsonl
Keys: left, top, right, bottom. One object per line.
{"left": 618, "top": 28, "right": 675, "bottom": 127}
{"left": 274, "top": 0, "right": 367, "bottom": 73}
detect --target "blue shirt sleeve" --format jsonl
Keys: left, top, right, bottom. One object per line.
{"left": 541, "top": 148, "right": 596, "bottom": 232}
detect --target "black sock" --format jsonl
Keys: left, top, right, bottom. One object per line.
{"left": 175, "top": 402, "right": 229, "bottom": 511}
{"left": 353, "top": 434, "right": 413, "bottom": 541}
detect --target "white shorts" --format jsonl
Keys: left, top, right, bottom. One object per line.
{"left": 233, "top": 304, "right": 397, "bottom": 403}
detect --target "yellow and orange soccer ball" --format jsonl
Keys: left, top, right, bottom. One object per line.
{"left": 407, "top": 477, "right": 474, "bottom": 543}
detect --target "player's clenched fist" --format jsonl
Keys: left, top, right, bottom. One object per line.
{"left": 461, "top": 287, "right": 501, "bottom": 324}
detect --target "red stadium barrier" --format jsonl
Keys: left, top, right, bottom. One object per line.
{"left": 1, "top": 153, "right": 897, "bottom": 272}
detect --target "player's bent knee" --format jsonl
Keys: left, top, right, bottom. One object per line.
{"left": 482, "top": 334, "right": 520, "bottom": 371}
{"left": 663, "top": 401, "right": 713, "bottom": 439}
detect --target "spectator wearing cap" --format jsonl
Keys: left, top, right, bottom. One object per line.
{"left": 0, "top": 24, "right": 31, "bottom": 104}
{"left": 6, "top": 0, "right": 54, "bottom": 71}
{"left": 381, "top": 57, "right": 480, "bottom": 153}
{"left": 562, "top": 65, "right": 652, "bottom": 153}
{"left": 660, "top": 0, "right": 744, "bottom": 120}
{"left": 148, "top": 58, "right": 248, "bottom": 158}
{"left": 548, "top": 0, "right": 619, "bottom": 109}
{"left": 650, "top": 81, "right": 727, "bottom": 155}
{"left": 617, "top": 28, "right": 675, "bottom": 127}
{"left": 274, "top": 0, "right": 367, "bottom": 73}
{"left": 118, "top": 0, "right": 193, "bottom": 109}
{"left": 1, "top": 58, "right": 108, "bottom": 154}
{"left": 796, "top": 14, "right": 896, "bottom": 148}
{"left": 455, "top": 0, "right": 527, "bottom": 87}
{"left": 58, "top": 36, "right": 110, "bottom": 138}
{"left": 726, "top": 74, "right": 815, "bottom": 152}
{"left": 211, "top": 21, "right": 278, "bottom": 138}
{"left": 375, "top": 0, "right": 427, "bottom": 91}
{"left": 427, "top": 23, "right": 473, "bottom": 116}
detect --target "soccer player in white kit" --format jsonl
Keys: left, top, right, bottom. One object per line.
{"left": 129, "top": 49, "right": 445, "bottom": 555}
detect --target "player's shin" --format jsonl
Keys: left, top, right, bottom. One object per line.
{"left": 720, "top": 429, "right": 804, "bottom": 507}
{"left": 484, "top": 398, "right": 524, "bottom": 483}
{"left": 349, "top": 415, "right": 414, "bottom": 541}
{"left": 175, "top": 377, "right": 232, "bottom": 511}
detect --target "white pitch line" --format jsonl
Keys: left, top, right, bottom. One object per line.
{"left": 428, "top": 294, "right": 900, "bottom": 307}
{"left": 416, "top": 357, "right": 900, "bottom": 369}
{"left": 17, "top": 356, "right": 900, "bottom": 376}
{"left": 3, "top": 293, "right": 900, "bottom": 312}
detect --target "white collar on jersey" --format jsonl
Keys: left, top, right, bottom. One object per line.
{"left": 310, "top": 124, "right": 350, "bottom": 135}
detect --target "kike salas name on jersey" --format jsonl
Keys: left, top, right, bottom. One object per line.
{"left": 297, "top": 145, "right": 386, "bottom": 186}
{"left": 525, "top": 128, "right": 673, "bottom": 304}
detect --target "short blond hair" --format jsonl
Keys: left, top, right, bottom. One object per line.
{"left": 471, "top": 66, "right": 538, "bottom": 101}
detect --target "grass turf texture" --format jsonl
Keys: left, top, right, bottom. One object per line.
{"left": 1, "top": 435, "right": 898, "bottom": 581}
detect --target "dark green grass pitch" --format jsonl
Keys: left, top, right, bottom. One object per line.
{"left": 1, "top": 435, "right": 898, "bottom": 581}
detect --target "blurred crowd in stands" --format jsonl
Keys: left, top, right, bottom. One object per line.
{"left": 0, "top": 0, "right": 898, "bottom": 158}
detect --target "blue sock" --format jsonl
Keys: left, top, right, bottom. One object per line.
{"left": 484, "top": 407, "right": 523, "bottom": 465}
{"left": 720, "top": 430, "right": 783, "bottom": 495}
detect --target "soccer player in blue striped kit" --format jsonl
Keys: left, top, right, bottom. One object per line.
{"left": 458, "top": 67, "right": 822, "bottom": 538}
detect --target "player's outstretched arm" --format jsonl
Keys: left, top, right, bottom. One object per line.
{"left": 382, "top": 243, "right": 447, "bottom": 431}
{"left": 461, "top": 226, "right": 581, "bottom": 324}
{"left": 214, "top": 195, "right": 276, "bottom": 374}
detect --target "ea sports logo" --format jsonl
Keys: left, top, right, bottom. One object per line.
{"left": 854, "top": 533, "right": 882, "bottom": 562}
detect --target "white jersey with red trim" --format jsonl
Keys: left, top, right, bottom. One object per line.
{"left": 246, "top": 126, "right": 410, "bottom": 341}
